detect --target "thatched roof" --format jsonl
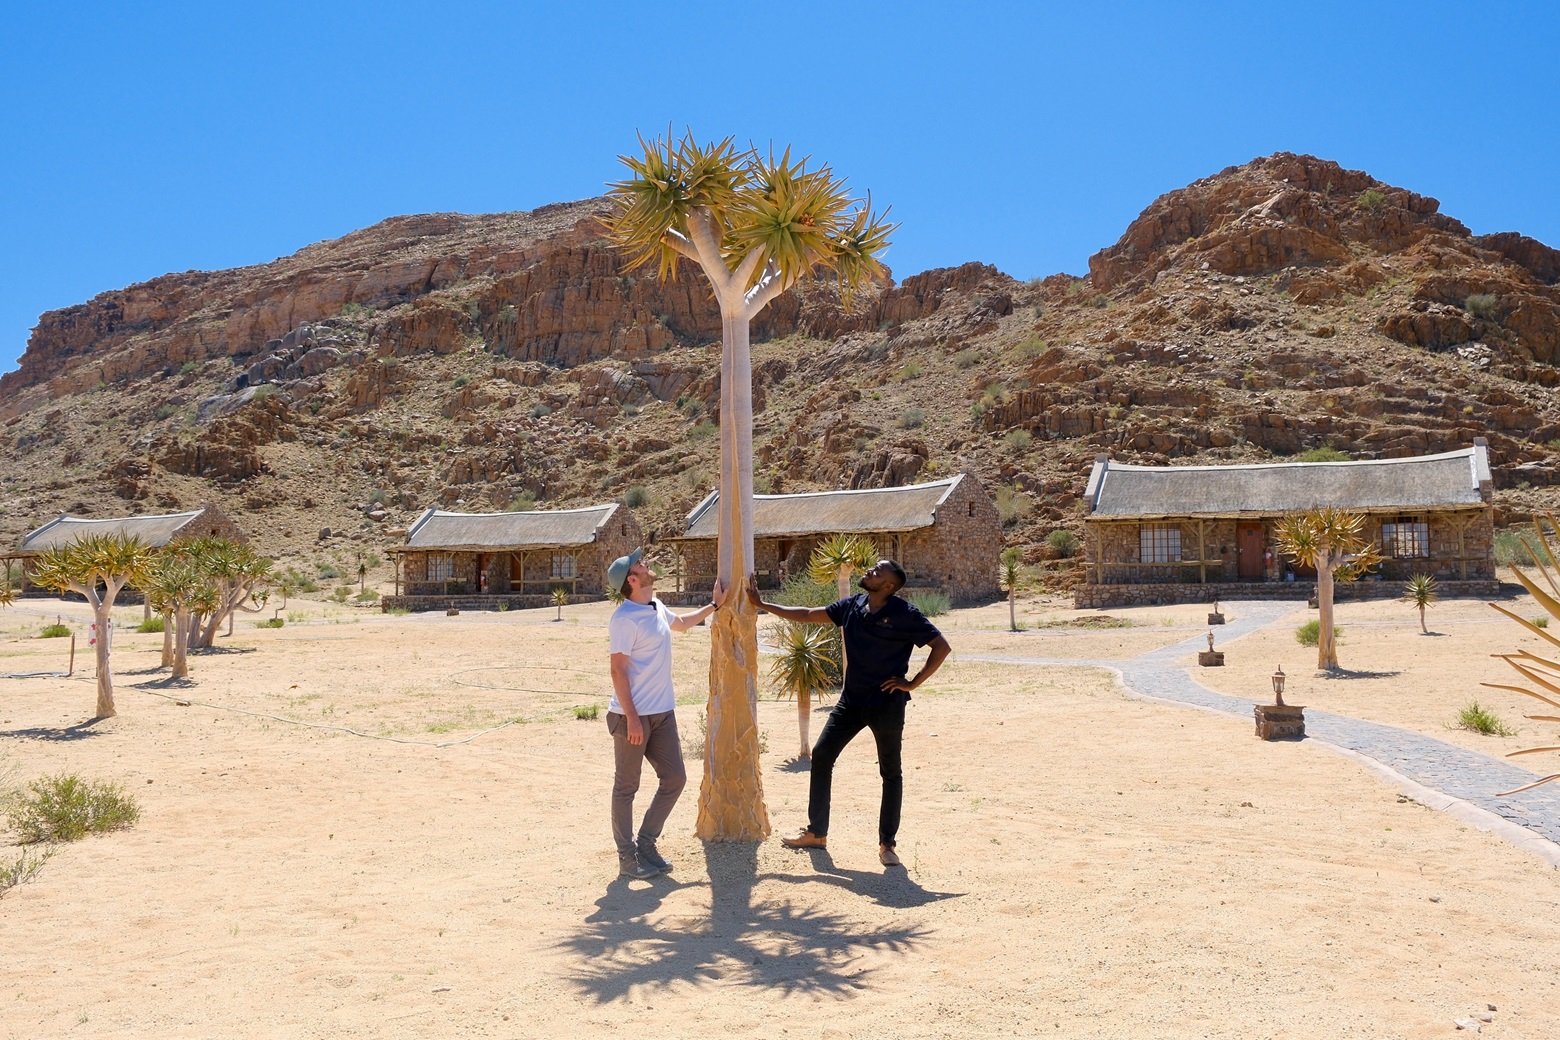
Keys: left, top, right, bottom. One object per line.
{"left": 1085, "top": 443, "right": 1493, "bottom": 520}
{"left": 397, "top": 504, "right": 623, "bottom": 551}
{"left": 681, "top": 475, "right": 966, "bottom": 540}
{"left": 17, "top": 509, "right": 210, "bottom": 554}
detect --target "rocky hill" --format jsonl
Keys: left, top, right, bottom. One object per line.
{"left": 2, "top": 153, "right": 1558, "bottom": 590}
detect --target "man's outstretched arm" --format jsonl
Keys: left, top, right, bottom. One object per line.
{"left": 745, "top": 574, "right": 832, "bottom": 624}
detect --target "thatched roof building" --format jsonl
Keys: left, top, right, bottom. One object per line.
{"left": 672, "top": 473, "right": 1001, "bottom": 603}
{"left": 1077, "top": 441, "right": 1497, "bottom": 608}
{"left": 386, "top": 503, "right": 642, "bottom": 609}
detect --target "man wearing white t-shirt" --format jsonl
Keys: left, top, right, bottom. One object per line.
{"left": 606, "top": 548, "right": 727, "bottom": 880}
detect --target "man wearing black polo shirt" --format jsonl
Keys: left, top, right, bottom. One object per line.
{"left": 746, "top": 560, "right": 952, "bottom": 867}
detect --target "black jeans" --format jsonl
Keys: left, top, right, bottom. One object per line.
{"left": 807, "top": 697, "right": 905, "bottom": 846}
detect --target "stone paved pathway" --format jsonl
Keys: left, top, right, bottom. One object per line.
{"left": 963, "top": 600, "right": 1560, "bottom": 866}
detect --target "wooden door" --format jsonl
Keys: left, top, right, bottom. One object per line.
{"left": 1237, "top": 523, "right": 1266, "bottom": 581}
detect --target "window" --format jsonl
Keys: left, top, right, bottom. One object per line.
{"left": 1139, "top": 525, "right": 1182, "bottom": 563}
{"left": 427, "top": 553, "right": 454, "bottom": 581}
{"left": 1381, "top": 516, "right": 1429, "bottom": 559}
{"left": 550, "top": 553, "right": 578, "bottom": 579}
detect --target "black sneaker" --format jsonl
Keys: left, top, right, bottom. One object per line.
{"left": 619, "top": 855, "right": 661, "bottom": 880}
{"left": 636, "top": 838, "right": 672, "bottom": 873}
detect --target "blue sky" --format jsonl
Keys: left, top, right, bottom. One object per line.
{"left": 3, "top": 1, "right": 1557, "bottom": 378}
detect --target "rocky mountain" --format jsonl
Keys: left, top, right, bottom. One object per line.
{"left": 2, "top": 153, "right": 1558, "bottom": 588}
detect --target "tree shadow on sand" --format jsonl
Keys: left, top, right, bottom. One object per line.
{"left": 561, "top": 841, "right": 958, "bottom": 1002}
{"left": 0, "top": 717, "right": 111, "bottom": 741}
{"left": 129, "top": 675, "right": 197, "bottom": 690}
{"left": 1318, "top": 668, "right": 1403, "bottom": 680}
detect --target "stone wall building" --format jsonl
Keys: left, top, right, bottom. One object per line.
{"left": 1076, "top": 441, "right": 1497, "bottom": 608}
{"left": 8, "top": 504, "right": 246, "bottom": 595}
{"left": 384, "top": 502, "right": 642, "bottom": 612}
{"left": 667, "top": 473, "right": 1001, "bottom": 604}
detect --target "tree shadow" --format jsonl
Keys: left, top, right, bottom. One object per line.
{"left": 0, "top": 717, "right": 111, "bottom": 741}
{"left": 130, "top": 675, "right": 196, "bottom": 690}
{"left": 560, "top": 841, "right": 931, "bottom": 1002}
{"left": 776, "top": 756, "right": 812, "bottom": 774}
{"left": 120, "top": 665, "right": 169, "bottom": 676}
{"left": 1318, "top": 667, "right": 1403, "bottom": 680}
{"left": 189, "top": 646, "right": 258, "bottom": 656}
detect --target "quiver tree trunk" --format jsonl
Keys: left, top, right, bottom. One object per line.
{"left": 696, "top": 593, "right": 770, "bottom": 840}
{"left": 695, "top": 311, "right": 770, "bottom": 841}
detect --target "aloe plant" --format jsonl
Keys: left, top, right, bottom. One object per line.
{"left": 768, "top": 622, "right": 837, "bottom": 760}
{"left": 1483, "top": 514, "right": 1560, "bottom": 793}
{"left": 1402, "top": 573, "right": 1438, "bottom": 634}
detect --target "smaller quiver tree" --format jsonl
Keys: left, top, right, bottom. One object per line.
{"left": 1484, "top": 515, "right": 1560, "bottom": 793}
{"left": 808, "top": 534, "right": 879, "bottom": 600}
{"left": 1402, "top": 573, "right": 1438, "bottom": 634}
{"left": 1274, "top": 508, "right": 1383, "bottom": 671}
{"left": 1000, "top": 547, "right": 1024, "bottom": 632}
{"left": 146, "top": 552, "right": 204, "bottom": 680}
{"left": 31, "top": 534, "right": 154, "bottom": 718}
{"left": 768, "top": 621, "right": 837, "bottom": 760}
{"left": 185, "top": 537, "right": 273, "bottom": 649}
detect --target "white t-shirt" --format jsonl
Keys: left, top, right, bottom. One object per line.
{"left": 607, "top": 598, "right": 676, "bottom": 715}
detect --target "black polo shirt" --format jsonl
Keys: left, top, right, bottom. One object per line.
{"left": 825, "top": 593, "right": 943, "bottom": 707}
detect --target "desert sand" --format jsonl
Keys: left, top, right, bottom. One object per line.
{"left": 3, "top": 585, "right": 1559, "bottom": 1039}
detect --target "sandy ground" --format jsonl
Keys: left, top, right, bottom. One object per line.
{"left": 3, "top": 585, "right": 1560, "bottom": 1039}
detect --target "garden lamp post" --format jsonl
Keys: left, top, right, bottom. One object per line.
{"left": 1271, "top": 666, "right": 1286, "bottom": 707}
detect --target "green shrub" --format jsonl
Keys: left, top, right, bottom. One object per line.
{"left": 1535, "top": 616, "right": 1550, "bottom": 630}
{"left": 530, "top": 403, "right": 552, "bottom": 418}
{"left": 5, "top": 774, "right": 140, "bottom": 844}
{"left": 1356, "top": 188, "right": 1386, "bottom": 213}
{"left": 898, "top": 360, "right": 923, "bottom": 381}
{"left": 906, "top": 589, "right": 950, "bottom": 617}
{"left": 953, "top": 349, "right": 980, "bottom": 369}
{"left": 573, "top": 705, "right": 600, "bottom": 721}
{"left": 179, "top": 361, "right": 200, "bottom": 375}
{"left": 1003, "top": 428, "right": 1033, "bottom": 453}
{"left": 154, "top": 403, "right": 178, "bottom": 420}
{"left": 38, "top": 623, "right": 70, "bottom": 639}
{"left": 1465, "top": 293, "right": 1498, "bottom": 319}
{"left": 1047, "top": 529, "right": 1080, "bottom": 558}
{"left": 453, "top": 375, "right": 470, "bottom": 388}
{"left": 1293, "top": 446, "right": 1349, "bottom": 462}
{"left": 355, "top": 589, "right": 380, "bottom": 603}
{"left": 994, "top": 485, "right": 1033, "bottom": 525}
{"left": 1294, "top": 621, "right": 1344, "bottom": 647}
{"left": 317, "top": 563, "right": 340, "bottom": 580}
{"left": 0, "top": 846, "right": 55, "bottom": 897}
{"left": 624, "top": 486, "right": 648, "bottom": 508}
{"left": 1455, "top": 701, "right": 1515, "bottom": 736}
{"left": 331, "top": 587, "right": 352, "bottom": 603}
{"left": 135, "top": 616, "right": 165, "bottom": 634}
{"left": 899, "top": 407, "right": 925, "bottom": 429}
{"left": 256, "top": 617, "right": 285, "bottom": 629}
{"left": 1494, "top": 528, "right": 1546, "bottom": 567}
{"left": 690, "top": 420, "right": 717, "bottom": 440}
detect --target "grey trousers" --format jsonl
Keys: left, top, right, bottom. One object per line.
{"left": 607, "top": 710, "right": 686, "bottom": 859}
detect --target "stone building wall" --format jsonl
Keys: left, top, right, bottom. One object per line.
{"left": 1074, "top": 577, "right": 1502, "bottom": 609}
{"left": 1084, "top": 509, "right": 1495, "bottom": 588}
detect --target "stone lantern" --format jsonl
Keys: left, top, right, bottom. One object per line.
{"left": 1255, "top": 665, "right": 1305, "bottom": 739}
{"left": 1198, "top": 630, "right": 1224, "bottom": 667}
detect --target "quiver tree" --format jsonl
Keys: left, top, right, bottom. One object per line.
{"left": 31, "top": 534, "right": 154, "bottom": 718}
{"left": 1274, "top": 508, "right": 1383, "bottom": 671}
{"left": 1402, "top": 573, "right": 1438, "bottom": 634}
{"left": 768, "top": 621, "right": 837, "bottom": 760}
{"left": 606, "top": 130, "right": 893, "bottom": 841}
{"left": 808, "top": 534, "right": 879, "bottom": 600}
{"left": 1000, "top": 547, "right": 1024, "bottom": 632}
{"left": 183, "top": 537, "right": 272, "bottom": 649}
{"left": 146, "top": 552, "right": 203, "bottom": 680}
{"left": 1484, "top": 515, "right": 1560, "bottom": 793}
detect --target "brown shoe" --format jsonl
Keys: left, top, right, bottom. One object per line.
{"left": 781, "top": 829, "right": 827, "bottom": 850}
{"left": 879, "top": 843, "right": 901, "bottom": 867}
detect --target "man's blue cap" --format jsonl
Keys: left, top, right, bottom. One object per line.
{"left": 606, "top": 547, "right": 644, "bottom": 590}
